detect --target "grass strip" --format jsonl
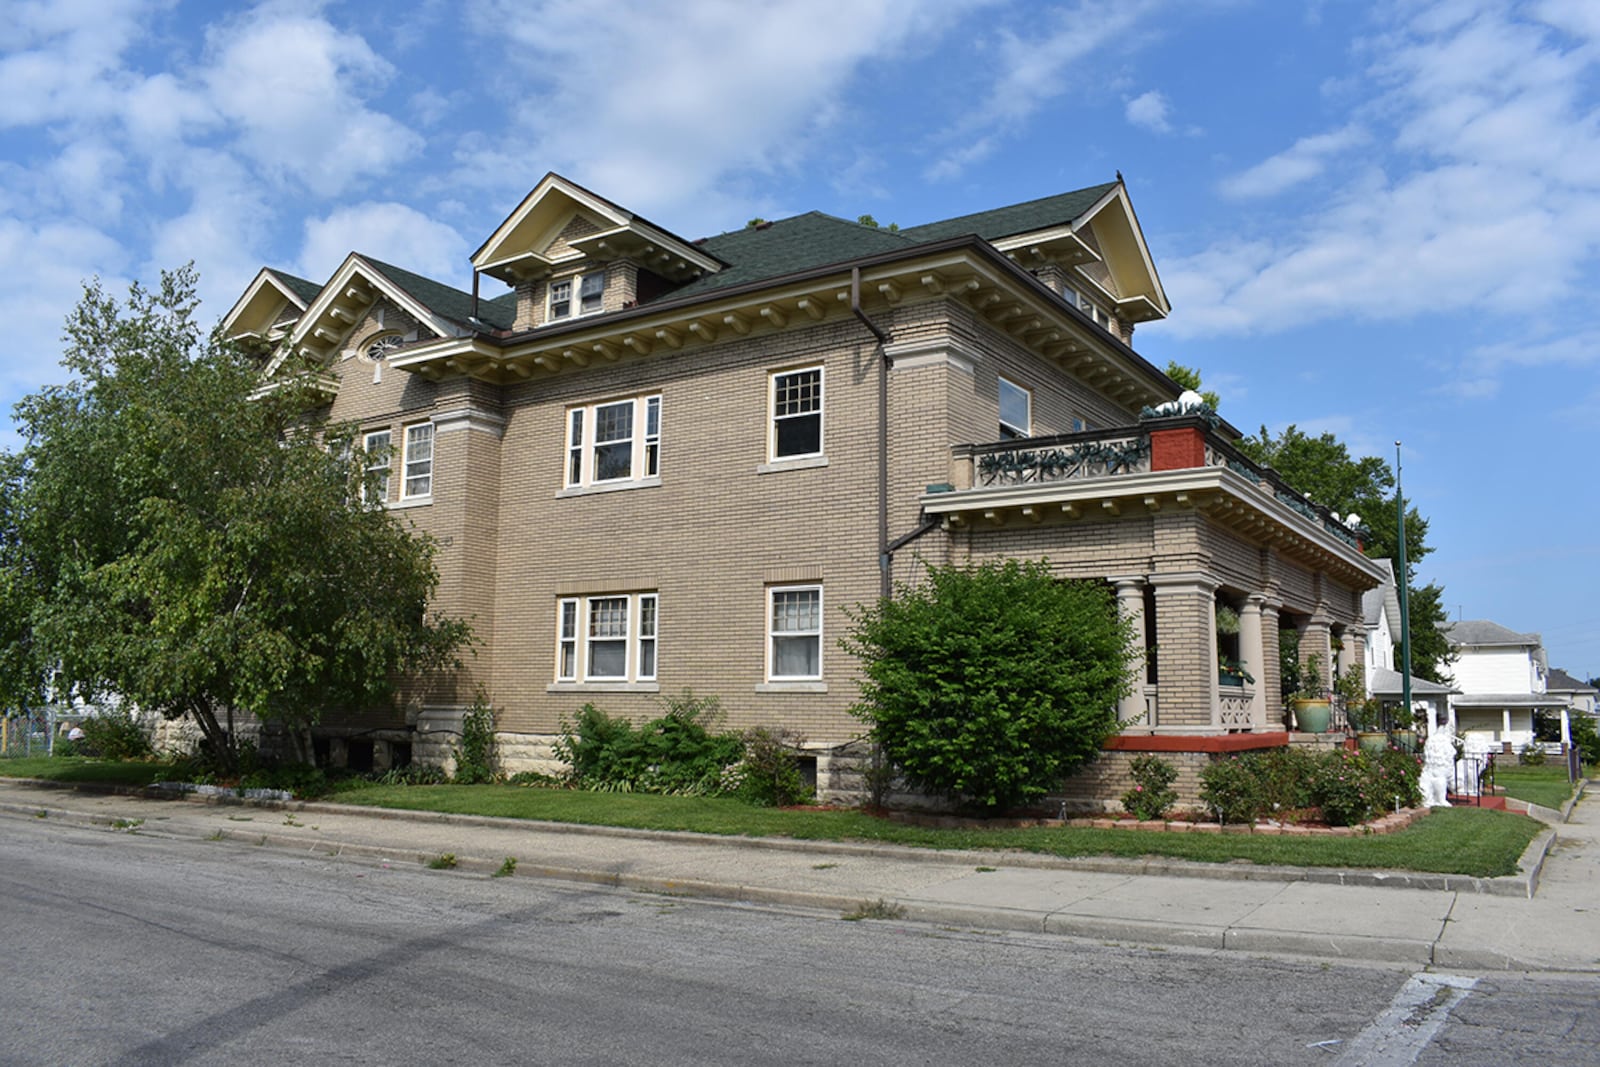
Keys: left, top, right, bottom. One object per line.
{"left": 2, "top": 756, "right": 1544, "bottom": 878}
{"left": 327, "top": 782, "right": 1540, "bottom": 878}
{"left": 1492, "top": 763, "right": 1578, "bottom": 810}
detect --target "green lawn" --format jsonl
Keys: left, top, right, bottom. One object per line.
{"left": 1493, "top": 763, "right": 1579, "bottom": 810}
{"left": 0, "top": 755, "right": 181, "bottom": 787}
{"left": 1, "top": 756, "right": 1546, "bottom": 878}
{"left": 327, "top": 781, "right": 1541, "bottom": 878}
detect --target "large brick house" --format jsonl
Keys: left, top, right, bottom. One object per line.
{"left": 224, "top": 173, "right": 1386, "bottom": 806}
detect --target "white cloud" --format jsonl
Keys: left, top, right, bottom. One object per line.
{"left": 0, "top": 216, "right": 131, "bottom": 406}
{"left": 926, "top": 0, "right": 1162, "bottom": 179}
{"left": 201, "top": 6, "right": 423, "bottom": 197}
{"left": 464, "top": 0, "right": 979, "bottom": 225}
{"left": 1125, "top": 90, "right": 1172, "bottom": 133}
{"left": 0, "top": 0, "right": 153, "bottom": 128}
{"left": 1155, "top": 0, "right": 1600, "bottom": 374}
{"left": 297, "top": 202, "right": 470, "bottom": 284}
{"left": 1217, "top": 125, "right": 1367, "bottom": 198}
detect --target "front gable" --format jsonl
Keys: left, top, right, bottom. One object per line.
{"left": 472, "top": 172, "right": 721, "bottom": 286}
{"left": 265, "top": 254, "right": 470, "bottom": 379}
{"left": 221, "top": 268, "right": 319, "bottom": 344}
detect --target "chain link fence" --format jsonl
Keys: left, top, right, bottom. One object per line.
{"left": 1, "top": 708, "right": 61, "bottom": 758}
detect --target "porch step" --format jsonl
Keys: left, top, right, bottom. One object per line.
{"left": 1448, "top": 794, "right": 1507, "bottom": 810}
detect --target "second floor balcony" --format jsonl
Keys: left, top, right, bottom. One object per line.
{"left": 922, "top": 414, "right": 1382, "bottom": 589}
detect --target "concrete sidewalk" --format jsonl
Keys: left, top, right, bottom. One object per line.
{"left": 3, "top": 778, "right": 1595, "bottom": 974}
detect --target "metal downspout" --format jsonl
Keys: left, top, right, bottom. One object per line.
{"left": 850, "top": 267, "right": 895, "bottom": 600}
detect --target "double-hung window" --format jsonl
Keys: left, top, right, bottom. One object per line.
{"left": 549, "top": 271, "right": 605, "bottom": 321}
{"left": 771, "top": 367, "right": 823, "bottom": 460}
{"left": 998, "top": 377, "right": 1031, "bottom": 440}
{"left": 362, "top": 429, "right": 392, "bottom": 503}
{"left": 556, "top": 593, "right": 659, "bottom": 683}
{"left": 768, "top": 585, "right": 822, "bottom": 680}
{"left": 402, "top": 423, "right": 433, "bottom": 499}
{"left": 565, "top": 394, "right": 661, "bottom": 489}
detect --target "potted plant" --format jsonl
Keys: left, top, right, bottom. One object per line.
{"left": 1390, "top": 703, "right": 1418, "bottom": 753}
{"left": 1291, "top": 653, "right": 1331, "bottom": 733}
{"left": 1218, "top": 655, "right": 1253, "bottom": 688}
{"left": 1352, "top": 697, "right": 1388, "bottom": 752}
{"left": 1214, "top": 603, "right": 1241, "bottom": 636}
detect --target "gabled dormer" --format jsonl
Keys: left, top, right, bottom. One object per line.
{"left": 899, "top": 179, "right": 1170, "bottom": 340}
{"left": 262, "top": 254, "right": 492, "bottom": 380}
{"left": 221, "top": 268, "right": 323, "bottom": 347}
{"left": 471, "top": 173, "right": 725, "bottom": 331}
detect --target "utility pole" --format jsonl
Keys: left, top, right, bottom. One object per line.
{"left": 1396, "top": 442, "right": 1414, "bottom": 725}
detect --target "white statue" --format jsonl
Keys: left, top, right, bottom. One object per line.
{"left": 1419, "top": 707, "right": 1454, "bottom": 808}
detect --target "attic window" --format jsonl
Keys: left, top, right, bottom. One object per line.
{"left": 550, "top": 271, "right": 605, "bottom": 321}
{"left": 362, "top": 333, "right": 405, "bottom": 363}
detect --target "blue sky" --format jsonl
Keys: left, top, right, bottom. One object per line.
{"left": 3, "top": 0, "right": 1597, "bottom": 678}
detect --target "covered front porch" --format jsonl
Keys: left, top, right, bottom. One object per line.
{"left": 923, "top": 413, "right": 1388, "bottom": 736}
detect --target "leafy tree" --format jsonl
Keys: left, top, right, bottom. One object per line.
{"left": 1235, "top": 425, "right": 1452, "bottom": 682}
{"left": 0, "top": 267, "right": 472, "bottom": 767}
{"left": 1163, "top": 361, "right": 1220, "bottom": 410}
{"left": 844, "top": 559, "right": 1134, "bottom": 812}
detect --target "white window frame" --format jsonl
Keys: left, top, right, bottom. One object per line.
{"left": 767, "top": 585, "right": 822, "bottom": 681}
{"left": 555, "top": 592, "right": 659, "bottom": 684}
{"left": 998, "top": 376, "right": 1031, "bottom": 440}
{"left": 564, "top": 394, "right": 661, "bottom": 489}
{"left": 362, "top": 429, "right": 392, "bottom": 504}
{"left": 548, "top": 271, "right": 605, "bottom": 322}
{"left": 770, "top": 366, "right": 824, "bottom": 461}
{"left": 402, "top": 422, "right": 433, "bottom": 500}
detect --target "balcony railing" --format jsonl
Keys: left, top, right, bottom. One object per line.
{"left": 951, "top": 417, "right": 1365, "bottom": 550}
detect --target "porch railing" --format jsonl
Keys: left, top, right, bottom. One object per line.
{"left": 952, "top": 418, "right": 1365, "bottom": 550}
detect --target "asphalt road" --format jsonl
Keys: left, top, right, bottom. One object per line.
{"left": 2, "top": 817, "right": 1597, "bottom": 1066}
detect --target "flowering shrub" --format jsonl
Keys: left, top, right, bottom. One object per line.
{"left": 1199, "top": 755, "right": 1265, "bottom": 824}
{"left": 1311, "top": 749, "right": 1377, "bottom": 826}
{"left": 1202, "top": 745, "right": 1423, "bottom": 827}
{"left": 1121, "top": 754, "right": 1178, "bottom": 821}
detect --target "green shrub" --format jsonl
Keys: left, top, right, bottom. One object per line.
{"left": 240, "top": 762, "right": 328, "bottom": 797}
{"left": 1310, "top": 749, "right": 1378, "bottom": 826}
{"left": 845, "top": 559, "right": 1134, "bottom": 812}
{"left": 730, "top": 726, "right": 814, "bottom": 807}
{"left": 1252, "top": 746, "right": 1315, "bottom": 812}
{"left": 1120, "top": 754, "right": 1178, "bottom": 821}
{"left": 454, "top": 694, "right": 499, "bottom": 784}
{"left": 1571, "top": 714, "right": 1600, "bottom": 767}
{"left": 555, "top": 691, "right": 741, "bottom": 796}
{"left": 376, "top": 763, "right": 450, "bottom": 786}
{"left": 1199, "top": 755, "right": 1265, "bottom": 824}
{"left": 77, "top": 709, "right": 154, "bottom": 761}
{"left": 1372, "top": 747, "right": 1423, "bottom": 810}
{"left": 1519, "top": 744, "right": 1547, "bottom": 766}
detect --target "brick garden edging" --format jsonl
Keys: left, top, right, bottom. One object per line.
{"left": 888, "top": 806, "right": 1432, "bottom": 836}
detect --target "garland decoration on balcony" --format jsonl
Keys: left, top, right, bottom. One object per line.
{"left": 977, "top": 438, "right": 1151, "bottom": 486}
{"left": 1138, "top": 400, "right": 1221, "bottom": 428}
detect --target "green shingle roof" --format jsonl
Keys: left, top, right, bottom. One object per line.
{"left": 361, "top": 256, "right": 519, "bottom": 331}
{"left": 266, "top": 268, "right": 325, "bottom": 307}
{"left": 654, "top": 212, "right": 917, "bottom": 303}
{"left": 897, "top": 182, "right": 1118, "bottom": 243}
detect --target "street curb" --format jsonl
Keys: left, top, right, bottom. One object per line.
{"left": 0, "top": 777, "right": 1543, "bottom": 896}
{"left": 5, "top": 795, "right": 1588, "bottom": 972}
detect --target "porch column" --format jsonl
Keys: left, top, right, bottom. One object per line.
{"left": 1110, "top": 576, "right": 1149, "bottom": 729}
{"left": 1560, "top": 708, "right": 1572, "bottom": 746}
{"left": 1241, "top": 594, "right": 1266, "bottom": 729}
{"left": 1259, "top": 599, "right": 1283, "bottom": 727}
{"left": 1344, "top": 626, "right": 1369, "bottom": 695}
{"left": 1303, "top": 609, "right": 1333, "bottom": 694}
{"left": 1502, "top": 709, "right": 1513, "bottom": 740}
{"left": 1148, "top": 571, "right": 1218, "bottom": 730}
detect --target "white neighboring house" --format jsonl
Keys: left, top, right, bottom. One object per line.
{"left": 1361, "top": 559, "right": 1456, "bottom": 733}
{"left": 1444, "top": 619, "right": 1570, "bottom": 751}
{"left": 1546, "top": 668, "right": 1597, "bottom": 724}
